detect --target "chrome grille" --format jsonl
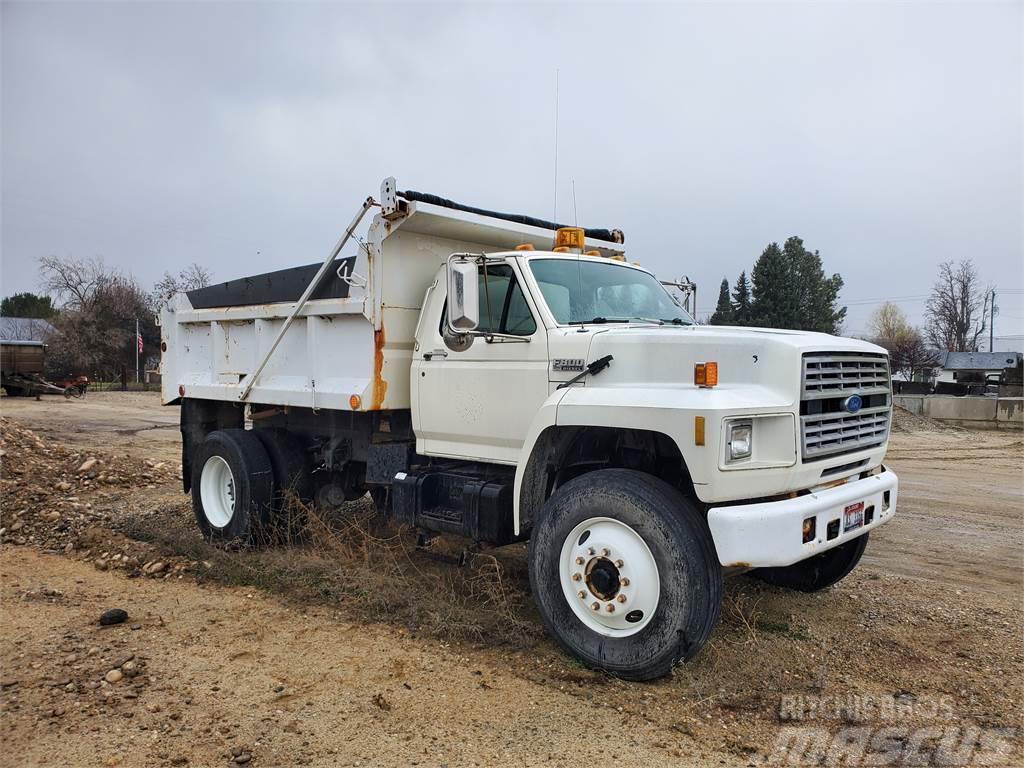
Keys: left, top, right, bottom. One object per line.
{"left": 801, "top": 352, "right": 892, "bottom": 461}
{"left": 802, "top": 353, "right": 890, "bottom": 400}
{"left": 801, "top": 407, "right": 890, "bottom": 460}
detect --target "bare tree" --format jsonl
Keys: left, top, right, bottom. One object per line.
{"left": 151, "top": 263, "right": 213, "bottom": 308}
{"left": 925, "top": 260, "right": 988, "bottom": 352}
{"left": 890, "top": 328, "right": 942, "bottom": 382}
{"left": 868, "top": 302, "right": 912, "bottom": 346}
{"left": 37, "top": 256, "right": 156, "bottom": 380}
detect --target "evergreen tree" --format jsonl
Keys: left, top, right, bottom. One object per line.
{"left": 749, "top": 237, "right": 845, "bottom": 333}
{"left": 731, "top": 271, "right": 752, "bottom": 325}
{"left": 1, "top": 292, "right": 55, "bottom": 318}
{"left": 750, "top": 242, "right": 792, "bottom": 328}
{"left": 709, "top": 278, "right": 734, "bottom": 325}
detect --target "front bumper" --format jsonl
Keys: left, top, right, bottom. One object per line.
{"left": 706, "top": 469, "right": 898, "bottom": 568}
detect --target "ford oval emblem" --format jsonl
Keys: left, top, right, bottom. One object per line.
{"left": 843, "top": 394, "right": 863, "bottom": 414}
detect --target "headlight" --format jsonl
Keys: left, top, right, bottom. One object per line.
{"left": 727, "top": 421, "right": 752, "bottom": 461}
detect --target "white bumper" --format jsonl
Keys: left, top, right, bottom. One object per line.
{"left": 707, "top": 469, "right": 898, "bottom": 568}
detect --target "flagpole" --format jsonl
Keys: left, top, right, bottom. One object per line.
{"left": 135, "top": 318, "right": 140, "bottom": 384}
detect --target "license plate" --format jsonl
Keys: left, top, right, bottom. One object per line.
{"left": 843, "top": 501, "right": 865, "bottom": 532}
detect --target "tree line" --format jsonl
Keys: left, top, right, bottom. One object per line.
{"left": 1, "top": 257, "right": 212, "bottom": 381}
{"left": 706, "top": 240, "right": 994, "bottom": 380}
{"left": 709, "top": 236, "right": 846, "bottom": 334}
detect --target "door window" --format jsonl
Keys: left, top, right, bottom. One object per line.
{"left": 440, "top": 264, "right": 537, "bottom": 336}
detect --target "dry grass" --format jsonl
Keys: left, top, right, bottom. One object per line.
{"left": 117, "top": 494, "right": 538, "bottom": 646}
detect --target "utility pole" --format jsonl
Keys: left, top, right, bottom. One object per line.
{"left": 990, "top": 289, "right": 996, "bottom": 352}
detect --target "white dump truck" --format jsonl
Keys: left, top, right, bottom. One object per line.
{"left": 160, "top": 178, "right": 898, "bottom": 680}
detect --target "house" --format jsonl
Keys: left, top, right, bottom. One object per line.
{"left": 936, "top": 351, "right": 1023, "bottom": 393}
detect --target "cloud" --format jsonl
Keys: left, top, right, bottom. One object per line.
{"left": 2, "top": 1, "right": 1021, "bottom": 339}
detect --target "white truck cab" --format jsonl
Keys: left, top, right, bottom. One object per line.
{"left": 161, "top": 178, "right": 897, "bottom": 680}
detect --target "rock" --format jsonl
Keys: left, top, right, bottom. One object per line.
{"left": 77, "top": 458, "right": 98, "bottom": 473}
{"left": 233, "top": 754, "right": 251, "bottom": 765}
{"left": 99, "top": 608, "right": 128, "bottom": 626}
{"left": 43, "top": 511, "right": 60, "bottom": 523}
{"left": 230, "top": 747, "right": 244, "bottom": 757}
{"left": 110, "top": 654, "right": 135, "bottom": 669}
{"left": 143, "top": 561, "right": 166, "bottom": 576}
{"left": 56, "top": 481, "right": 71, "bottom": 491}
{"left": 145, "top": 702, "right": 161, "bottom": 713}
{"left": 130, "top": 624, "right": 141, "bottom": 631}
{"left": 105, "top": 669, "right": 123, "bottom": 684}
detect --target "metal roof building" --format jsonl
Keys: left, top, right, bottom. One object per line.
{"left": 0, "top": 316, "right": 56, "bottom": 343}
{"left": 941, "top": 351, "right": 1022, "bottom": 371}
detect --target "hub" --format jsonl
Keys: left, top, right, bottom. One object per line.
{"left": 585, "top": 557, "right": 621, "bottom": 601}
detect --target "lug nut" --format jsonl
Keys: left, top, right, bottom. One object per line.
{"left": 572, "top": 573, "right": 582, "bottom": 582}
{"left": 620, "top": 577, "right": 630, "bottom": 586}
{"left": 615, "top": 559, "right": 624, "bottom": 567}
{"left": 616, "top": 594, "right": 627, "bottom": 603}
{"left": 605, "top": 604, "right": 615, "bottom": 613}
{"left": 602, "top": 548, "right": 610, "bottom": 557}
{"left": 575, "top": 557, "right": 585, "bottom": 565}
{"left": 591, "top": 602, "right": 600, "bottom": 611}
{"left": 578, "top": 590, "right": 586, "bottom": 599}
{"left": 587, "top": 547, "right": 595, "bottom": 556}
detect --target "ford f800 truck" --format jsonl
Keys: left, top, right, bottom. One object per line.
{"left": 160, "top": 178, "right": 898, "bottom": 680}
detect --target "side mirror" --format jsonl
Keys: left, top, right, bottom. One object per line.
{"left": 446, "top": 256, "right": 479, "bottom": 333}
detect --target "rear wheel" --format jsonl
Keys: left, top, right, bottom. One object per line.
{"left": 751, "top": 533, "right": 869, "bottom": 592}
{"left": 528, "top": 469, "right": 722, "bottom": 681}
{"left": 191, "top": 429, "right": 274, "bottom": 546}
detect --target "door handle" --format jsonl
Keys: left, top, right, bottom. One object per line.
{"left": 423, "top": 349, "right": 448, "bottom": 360}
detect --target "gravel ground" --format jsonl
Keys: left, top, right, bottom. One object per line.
{"left": 1, "top": 393, "right": 1021, "bottom": 767}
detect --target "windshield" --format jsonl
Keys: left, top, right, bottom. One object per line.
{"left": 529, "top": 258, "right": 694, "bottom": 325}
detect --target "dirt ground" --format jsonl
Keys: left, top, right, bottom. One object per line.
{"left": 1, "top": 392, "right": 1022, "bottom": 767}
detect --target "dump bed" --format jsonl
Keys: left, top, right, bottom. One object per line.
{"left": 160, "top": 186, "right": 625, "bottom": 411}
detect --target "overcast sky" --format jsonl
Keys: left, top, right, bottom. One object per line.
{"left": 2, "top": 1, "right": 1021, "bottom": 344}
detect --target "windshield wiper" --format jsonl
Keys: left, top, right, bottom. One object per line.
{"left": 661, "top": 317, "right": 692, "bottom": 325}
{"left": 569, "top": 317, "right": 663, "bottom": 325}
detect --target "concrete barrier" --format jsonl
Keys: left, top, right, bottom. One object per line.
{"left": 893, "top": 395, "right": 1023, "bottom": 430}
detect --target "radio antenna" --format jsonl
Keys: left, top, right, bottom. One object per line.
{"left": 572, "top": 179, "right": 578, "bottom": 227}
{"left": 552, "top": 69, "right": 559, "bottom": 223}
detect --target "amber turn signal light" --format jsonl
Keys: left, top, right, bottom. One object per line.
{"left": 349, "top": 394, "right": 362, "bottom": 410}
{"left": 695, "top": 362, "right": 718, "bottom": 387}
{"left": 802, "top": 517, "right": 816, "bottom": 543}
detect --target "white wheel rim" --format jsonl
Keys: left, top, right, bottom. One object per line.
{"left": 559, "top": 516, "right": 660, "bottom": 637}
{"left": 200, "top": 455, "right": 236, "bottom": 528}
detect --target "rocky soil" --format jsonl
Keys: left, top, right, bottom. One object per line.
{"left": 1, "top": 393, "right": 1022, "bottom": 767}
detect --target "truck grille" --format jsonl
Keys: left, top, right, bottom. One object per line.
{"left": 800, "top": 352, "right": 891, "bottom": 461}
{"left": 802, "top": 353, "right": 891, "bottom": 399}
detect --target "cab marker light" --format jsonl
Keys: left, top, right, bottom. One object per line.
{"left": 694, "top": 416, "right": 705, "bottom": 446}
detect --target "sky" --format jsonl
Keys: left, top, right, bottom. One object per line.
{"left": 2, "top": 1, "right": 1022, "bottom": 346}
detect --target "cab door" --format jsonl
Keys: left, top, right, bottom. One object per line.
{"left": 414, "top": 260, "right": 549, "bottom": 464}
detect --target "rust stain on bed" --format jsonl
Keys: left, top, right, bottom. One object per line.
{"left": 371, "top": 325, "right": 387, "bottom": 410}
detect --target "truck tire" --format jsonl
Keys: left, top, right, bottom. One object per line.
{"left": 254, "top": 428, "right": 312, "bottom": 513}
{"left": 528, "top": 469, "right": 722, "bottom": 681}
{"left": 191, "top": 429, "right": 274, "bottom": 546}
{"left": 751, "top": 532, "right": 869, "bottom": 592}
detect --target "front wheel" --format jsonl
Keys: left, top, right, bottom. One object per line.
{"left": 528, "top": 469, "right": 722, "bottom": 681}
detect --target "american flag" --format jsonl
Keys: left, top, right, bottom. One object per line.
{"left": 137, "top": 333, "right": 144, "bottom": 354}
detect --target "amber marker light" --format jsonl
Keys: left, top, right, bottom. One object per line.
{"left": 695, "top": 362, "right": 718, "bottom": 388}
{"left": 349, "top": 394, "right": 362, "bottom": 410}
{"left": 694, "top": 416, "right": 706, "bottom": 446}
